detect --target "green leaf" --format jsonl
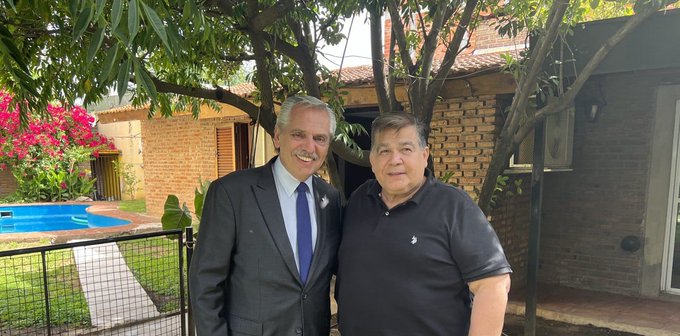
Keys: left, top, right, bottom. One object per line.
{"left": 194, "top": 179, "right": 210, "bottom": 221}
{"left": 161, "top": 195, "right": 192, "bottom": 231}
{"left": 111, "top": 0, "right": 123, "bottom": 31}
{"left": 68, "top": 0, "right": 78, "bottom": 15}
{"left": 0, "top": 24, "right": 30, "bottom": 72}
{"left": 117, "top": 56, "right": 131, "bottom": 103}
{"left": 94, "top": 0, "right": 107, "bottom": 20}
{"left": 87, "top": 27, "right": 105, "bottom": 62}
{"left": 92, "top": 0, "right": 106, "bottom": 21}
{"left": 99, "top": 46, "right": 119, "bottom": 82}
{"left": 128, "top": 0, "right": 139, "bottom": 43}
{"left": 72, "top": 6, "right": 93, "bottom": 43}
{"left": 141, "top": 1, "right": 170, "bottom": 52}
{"left": 6, "top": 0, "right": 16, "bottom": 12}
{"left": 133, "top": 57, "right": 157, "bottom": 101}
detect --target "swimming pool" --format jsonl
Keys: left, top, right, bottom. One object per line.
{"left": 0, "top": 204, "right": 131, "bottom": 233}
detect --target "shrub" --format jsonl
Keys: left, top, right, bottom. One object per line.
{"left": 0, "top": 91, "right": 114, "bottom": 202}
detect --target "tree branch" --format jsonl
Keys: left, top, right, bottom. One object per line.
{"left": 386, "top": 0, "right": 415, "bottom": 71}
{"left": 250, "top": 0, "right": 296, "bottom": 32}
{"left": 331, "top": 141, "right": 370, "bottom": 166}
{"left": 205, "top": 0, "right": 239, "bottom": 17}
{"left": 418, "top": 2, "right": 455, "bottom": 103}
{"left": 150, "top": 77, "right": 271, "bottom": 128}
{"left": 427, "top": 0, "right": 474, "bottom": 89}
{"left": 222, "top": 53, "right": 257, "bottom": 62}
{"left": 506, "top": 0, "right": 568, "bottom": 136}
{"left": 369, "top": 6, "right": 391, "bottom": 114}
{"left": 512, "top": 2, "right": 661, "bottom": 144}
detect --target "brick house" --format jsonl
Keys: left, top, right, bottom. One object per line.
{"left": 96, "top": 10, "right": 680, "bottom": 300}
{"left": 96, "top": 98, "right": 277, "bottom": 216}
{"left": 536, "top": 10, "right": 680, "bottom": 297}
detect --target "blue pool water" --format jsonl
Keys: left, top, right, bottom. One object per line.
{"left": 0, "top": 204, "right": 130, "bottom": 234}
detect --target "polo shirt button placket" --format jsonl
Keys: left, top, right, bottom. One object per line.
{"left": 384, "top": 211, "right": 389, "bottom": 216}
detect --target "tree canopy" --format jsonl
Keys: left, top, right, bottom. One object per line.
{"left": 1, "top": 0, "right": 678, "bottom": 207}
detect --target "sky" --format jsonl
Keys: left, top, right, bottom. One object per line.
{"left": 317, "top": 12, "right": 374, "bottom": 70}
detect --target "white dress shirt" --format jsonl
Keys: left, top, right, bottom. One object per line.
{"left": 272, "top": 157, "right": 318, "bottom": 271}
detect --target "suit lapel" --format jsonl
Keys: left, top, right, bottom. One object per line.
{"left": 252, "top": 162, "right": 300, "bottom": 282}
{"left": 306, "top": 176, "right": 328, "bottom": 286}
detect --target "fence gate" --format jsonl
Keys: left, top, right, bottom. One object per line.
{"left": 0, "top": 230, "right": 188, "bottom": 335}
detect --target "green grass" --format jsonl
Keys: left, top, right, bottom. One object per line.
{"left": 118, "top": 236, "right": 183, "bottom": 312}
{"left": 118, "top": 199, "right": 146, "bottom": 213}
{"left": 0, "top": 241, "right": 90, "bottom": 328}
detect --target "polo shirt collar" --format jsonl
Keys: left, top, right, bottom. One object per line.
{"left": 273, "top": 157, "right": 313, "bottom": 197}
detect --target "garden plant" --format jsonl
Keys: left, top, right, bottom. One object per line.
{"left": 0, "top": 91, "right": 115, "bottom": 202}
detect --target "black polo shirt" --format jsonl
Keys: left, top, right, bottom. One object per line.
{"left": 336, "top": 170, "right": 512, "bottom": 336}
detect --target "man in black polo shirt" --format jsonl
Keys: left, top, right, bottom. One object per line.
{"left": 336, "top": 112, "right": 512, "bottom": 336}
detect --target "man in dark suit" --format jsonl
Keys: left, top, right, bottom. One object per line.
{"left": 189, "top": 95, "right": 342, "bottom": 336}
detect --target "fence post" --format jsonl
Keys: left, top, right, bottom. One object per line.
{"left": 185, "top": 227, "right": 195, "bottom": 336}
{"left": 41, "top": 251, "right": 52, "bottom": 336}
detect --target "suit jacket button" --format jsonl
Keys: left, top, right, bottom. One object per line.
{"left": 302, "top": 293, "right": 308, "bottom": 300}
{"left": 295, "top": 327, "right": 302, "bottom": 334}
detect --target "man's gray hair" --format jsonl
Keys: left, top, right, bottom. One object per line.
{"left": 277, "top": 95, "right": 337, "bottom": 135}
{"left": 370, "top": 112, "right": 427, "bottom": 151}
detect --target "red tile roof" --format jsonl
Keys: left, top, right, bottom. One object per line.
{"left": 336, "top": 51, "right": 517, "bottom": 85}
{"left": 96, "top": 51, "right": 517, "bottom": 115}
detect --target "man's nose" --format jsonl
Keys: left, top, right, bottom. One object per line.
{"left": 302, "top": 136, "right": 316, "bottom": 151}
{"left": 388, "top": 152, "right": 403, "bottom": 164}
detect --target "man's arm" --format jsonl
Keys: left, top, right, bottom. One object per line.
{"left": 467, "top": 273, "right": 511, "bottom": 336}
{"left": 189, "top": 180, "right": 236, "bottom": 336}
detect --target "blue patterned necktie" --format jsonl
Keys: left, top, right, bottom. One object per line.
{"left": 296, "top": 182, "right": 313, "bottom": 285}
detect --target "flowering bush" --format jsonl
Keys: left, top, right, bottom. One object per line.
{"left": 0, "top": 91, "right": 115, "bottom": 202}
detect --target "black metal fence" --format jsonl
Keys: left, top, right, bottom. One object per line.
{"left": 0, "top": 230, "right": 189, "bottom": 335}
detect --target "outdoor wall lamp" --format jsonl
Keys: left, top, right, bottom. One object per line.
{"left": 577, "top": 98, "right": 606, "bottom": 123}
{"left": 579, "top": 80, "right": 607, "bottom": 123}
{"left": 586, "top": 103, "right": 601, "bottom": 122}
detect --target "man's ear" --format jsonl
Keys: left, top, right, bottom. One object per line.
{"left": 422, "top": 145, "right": 430, "bottom": 161}
{"left": 273, "top": 126, "right": 281, "bottom": 149}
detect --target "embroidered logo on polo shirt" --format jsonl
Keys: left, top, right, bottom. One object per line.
{"left": 411, "top": 235, "right": 418, "bottom": 244}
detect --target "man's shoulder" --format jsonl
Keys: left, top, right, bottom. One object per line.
{"left": 346, "top": 179, "right": 378, "bottom": 202}
{"left": 428, "top": 178, "right": 474, "bottom": 203}
{"left": 213, "top": 165, "right": 268, "bottom": 188}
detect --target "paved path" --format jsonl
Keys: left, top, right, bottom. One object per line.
{"left": 72, "top": 241, "right": 160, "bottom": 328}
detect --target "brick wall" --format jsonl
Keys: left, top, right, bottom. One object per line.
{"left": 141, "top": 114, "right": 249, "bottom": 216}
{"left": 539, "top": 71, "right": 662, "bottom": 295}
{"left": 428, "top": 96, "right": 501, "bottom": 192}
{"left": 0, "top": 169, "right": 16, "bottom": 197}
{"left": 426, "top": 95, "right": 528, "bottom": 287}
{"left": 466, "top": 18, "right": 527, "bottom": 54}
{"left": 383, "top": 17, "right": 526, "bottom": 59}
{"left": 490, "top": 177, "right": 531, "bottom": 288}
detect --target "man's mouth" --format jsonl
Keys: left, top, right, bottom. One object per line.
{"left": 295, "top": 153, "right": 316, "bottom": 162}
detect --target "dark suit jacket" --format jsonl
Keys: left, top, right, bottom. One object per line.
{"left": 189, "top": 159, "right": 342, "bottom": 336}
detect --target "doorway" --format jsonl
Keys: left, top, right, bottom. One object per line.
{"left": 664, "top": 98, "right": 680, "bottom": 293}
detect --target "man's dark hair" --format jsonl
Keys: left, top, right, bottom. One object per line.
{"left": 370, "top": 112, "right": 428, "bottom": 151}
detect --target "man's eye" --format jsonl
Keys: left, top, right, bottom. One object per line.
{"left": 314, "top": 136, "right": 328, "bottom": 144}
{"left": 291, "top": 132, "right": 304, "bottom": 139}
{"left": 402, "top": 148, "right": 413, "bottom": 153}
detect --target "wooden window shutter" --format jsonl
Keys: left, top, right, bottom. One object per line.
{"left": 216, "top": 127, "right": 235, "bottom": 177}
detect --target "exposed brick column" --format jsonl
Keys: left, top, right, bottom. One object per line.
{"left": 0, "top": 169, "right": 17, "bottom": 197}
